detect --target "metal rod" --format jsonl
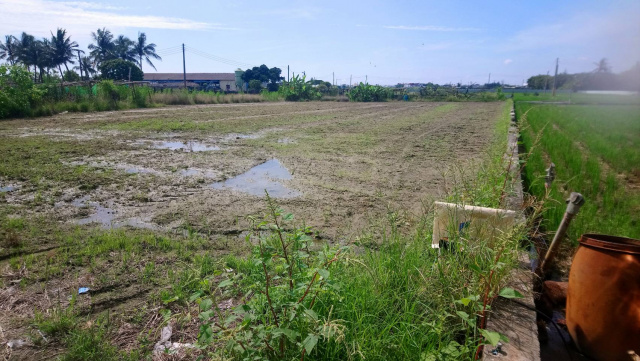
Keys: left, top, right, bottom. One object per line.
{"left": 539, "top": 192, "right": 585, "bottom": 275}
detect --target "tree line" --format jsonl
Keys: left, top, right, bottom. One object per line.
{"left": 527, "top": 58, "right": 640, "bottom": 91}
{"left": 0, "top": 28, "right": 161, "bottom": 82}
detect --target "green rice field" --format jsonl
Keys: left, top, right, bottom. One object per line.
{"left": 516, "top": 93, "right": 640, "bottom": 242}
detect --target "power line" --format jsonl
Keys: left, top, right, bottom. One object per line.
{"left": 155, "top": 49, "right": 183, "bottom": 56}
{"left": 185, "top": 45, "right": 255, "bottom": 68}
{"left": 155, "top": 45, "right": 182, "bottom": 52}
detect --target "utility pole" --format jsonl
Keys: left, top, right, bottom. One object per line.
{"left": 350, "top": 75, "right": 352, "bottom": 89}
{"left": 488, "top": 73, "right": 491, "bottom": 84}
{"left": 287, "top": 65, "right": 289, "bottom": 82}
{"left": 366, "top": 75, "right": 368, "bottom": 84}
{"left": 333, "top": 72, "right": 335, "bottom": 86}
{"left": 182, "top": 43, "right": 187, "bottom": 89}
{"left": 552, "top": 57, "right": 559, "bottom": 97}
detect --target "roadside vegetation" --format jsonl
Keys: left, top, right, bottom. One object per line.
{"left": 516, "top": 93, "right": 640, "bottom": 242}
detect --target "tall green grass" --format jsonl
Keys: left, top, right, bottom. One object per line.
{"left": 517, "top": 101, "right": 640, "bottom": 241}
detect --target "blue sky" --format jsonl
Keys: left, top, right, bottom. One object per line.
{"left": 1, "top": 0, "right": 639, "bottom": 85}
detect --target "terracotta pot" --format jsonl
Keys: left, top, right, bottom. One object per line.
{"left": 566, "top": 234, "right": 640, "bottom": 361}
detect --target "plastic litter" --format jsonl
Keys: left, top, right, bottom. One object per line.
{"left": 153, "top": 325, "right": 194, "bottom": 355}
{"left": 78, "top": 287, "right": 90, "bottom": 294}
{"left": 7, "top": 339, "right": 27, "bottom": 349}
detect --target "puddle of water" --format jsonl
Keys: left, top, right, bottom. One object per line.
{"left": 150, "top": 141, "right": 220, "bottom": 152}
{"left": 68, "top": 196, "right": 159, "bottom": 230}
{"left": 116, "top": 217, "right": 160, "bottom": 230}
{"left": 77, "top": 201, "right": 116, "bottom": 227}
{"left": 180, "top": 169, "right": 200, "bottom": 176}
{"left": 178, "top": 168, "right": 217, "bottom": 178}
{"left": 211, "top": 159, "right": 301, "bottom": 198}
{"left": 0, "top": 186, "right": 16, "bottom": 192}
{"left": 71, "top": 195, "right": 91, "bottom": 207}
{"left": 124, "top": 166, "right": 157, "bottom": 174}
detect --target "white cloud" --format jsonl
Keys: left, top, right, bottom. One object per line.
{"left": 384, "top": 25, "right": 480, "bottom": 32}
{"left": 0, "top": 0, "right": 233, "bottom": 40}
{"left": 504, "top": 59, "right": 512, "bottom": 65}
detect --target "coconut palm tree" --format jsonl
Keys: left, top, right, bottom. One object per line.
{"left": 593, "top": 58, "right": 611, "bottom": 73}
{"left": 132, "top": 32, "right": 161, "bottom": 71}
{"left": 0, "top": 35, "right": 18, "bottom": 65}
{"left": 50, "top": 28, "right": 78, "bottom": 77}
{"left": 74, "top": 56, "right": 96, "bottom": 80}
{"left": 35, "top": 38, "right": 56, "bottom": 81}
{"left": 88, "top": 27, "right": 115, "bottom": 65}
{"left": 113, "top": 35, "right": 136, "bottom": 62}
{"left": 15, "top": 32, "right": 38, "bottom": 79}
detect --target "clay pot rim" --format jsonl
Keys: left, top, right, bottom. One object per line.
{"left": 579, "top": 233, "right": 640, "bottom": 255}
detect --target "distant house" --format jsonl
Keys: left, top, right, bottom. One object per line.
{"left": 143, "top": 73, "right": 238, "bottom": 92}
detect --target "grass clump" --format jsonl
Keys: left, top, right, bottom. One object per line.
{"left": 34, "top": 305, "right": 130, "bottom": 361}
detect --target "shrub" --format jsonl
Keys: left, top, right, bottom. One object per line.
{"left": 248, "top": 79, "right": 263, "bottom": 93}
{"left": 98, "top": 59, "right": 143, "bottom": 81}
{"left": 278, "top": 74, "right": 321, "bottom": 101}
{"left": 348, "top": 83, "right": 392, "bottom": 102}
{"left": 0, "top": 65, "right": 43, "bottom": 118}
{"left": 97, "top": 80, "right": 121, "bottom": 109}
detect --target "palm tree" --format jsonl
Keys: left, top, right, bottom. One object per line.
{"left": 132, "top": 32, "right": 161, "bottom": 71}
{"left": 593, "top": 58, "right": 611, "bottom": 73}
{"left": 35, "top": 38, "right": 55, "bottom": 81}
{"left": 88, "top": 28, "right": 115, "bottom": 65}
{"left": 74, "top": 56, "right": 96, "bottom": 80}
{"left": 15, "top": 32, "right": 38, "bottom": 79}
{"left": 113, "top": 35, "right": 136, "bottom": 62}
{"left": 0, "top": 35, "right": 18, "bottom": 65}
{"left": 50, "top": 28, "right": 78, "bottom": 78}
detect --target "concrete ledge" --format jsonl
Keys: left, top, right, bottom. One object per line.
{"left": 484, "top": 253, "right": 540, "bottom": 361}
{"left": 483, "top": 105, "right": 540, "bottom": 361}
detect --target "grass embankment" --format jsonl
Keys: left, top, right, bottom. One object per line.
{"left": 516, "top": 93, "right": 640, "bottom": 241}
{"left": 1, "top": 101, "right": 527, "bottom": 360}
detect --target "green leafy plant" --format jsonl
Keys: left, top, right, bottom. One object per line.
{"left": 278, "top": 74, "right": 322, "bottom": 101}
{"left": 196, "top": 193, "right": 348, "bottom": 359}
{"left": 348, "top": 82, "right": 392, "bottom": 102}
{"left": 0, "top": 65, "right": 43, "bottom": 118}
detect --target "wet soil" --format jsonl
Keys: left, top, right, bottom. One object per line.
{"left": 2, "top": 101, "right": 503, "bottom": 237}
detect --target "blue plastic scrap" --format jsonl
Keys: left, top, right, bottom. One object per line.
{"left": 78, "top": 287, "right": 90, "bottom": 294}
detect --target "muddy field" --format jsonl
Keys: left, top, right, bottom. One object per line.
{"left": 0, "top": 101, "right": 504, "bottom": 358}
